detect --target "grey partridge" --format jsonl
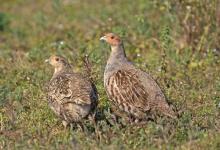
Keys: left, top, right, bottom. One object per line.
{"left": 45, "top": 55, "right": 98, "bottom": 127}
{"left": 100, "top": 33, "right": 176, "bottom": 122}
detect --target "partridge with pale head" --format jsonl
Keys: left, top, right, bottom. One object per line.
{"left": 45, "top": 55, "right": 98, "bottom": 127}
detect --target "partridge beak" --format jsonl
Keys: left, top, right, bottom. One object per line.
{"left": 100, "top": 36, "right": 107, "bottom": 41}
{"left": 45, "top": 59, "right": 49, "bottom": 63}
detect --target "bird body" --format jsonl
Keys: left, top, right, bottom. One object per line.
{"left": 101, "top": 33, "right": 176, "bottom": 121}
{"left": 45, "top": 55, "right": 97, "bottom": 126}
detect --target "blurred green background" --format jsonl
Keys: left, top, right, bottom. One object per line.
{"left": 0, "top": 0, "right": 220, "bottom": 149}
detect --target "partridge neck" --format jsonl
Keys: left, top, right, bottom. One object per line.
{"left": 52, "top": 65, "right": 72, "bottom": 79}
{"left": 108, "top": 44, "right": 127, "bottom": 63}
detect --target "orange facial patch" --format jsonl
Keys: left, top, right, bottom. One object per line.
{"left": 104, "top": 33, "right": 122, "bottom": 46}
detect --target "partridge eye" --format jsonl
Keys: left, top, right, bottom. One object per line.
{"left": 55, "top": 58, "right": 59, "bottom": 61}
{"left": 110, "top": 36, "right": 114, "bottom": 39}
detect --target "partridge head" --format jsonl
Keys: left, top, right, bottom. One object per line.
{"left": 45, "top": 55, "right": 71, "bottom": 75}
{"left": 100, "top": 33, "right": 123, "bottom": 46}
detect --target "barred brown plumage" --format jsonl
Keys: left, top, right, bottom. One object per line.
{"left": 100, "top": 33, "right": 176, "bottom": 122}
{"left": 106, "top": 69, "right": 151, "bottom": 119}
{"left": 45, "top": 55, "right": 98, "bottom": 127}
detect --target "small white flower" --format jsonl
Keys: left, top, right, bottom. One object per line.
{"left": 158, "top": 67, "right": 162, "bottom": 72}
{"left": 60, "top": 41, "right": 64, "bottom": 45}
{"left": 108, "top": 18, "right": 112, "bottom": 21}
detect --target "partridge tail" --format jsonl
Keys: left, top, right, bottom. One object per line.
{"left": 83, "top": 54, "right": 98, "bottom": 112}
{"left": 159, "top": 102, "right": 177, "bottom": 119}
{"left": 163, "top": 106, "right": 177, "bottom": 119}
{"left": 83, "top": 54, "right": 93, "bottom": 82}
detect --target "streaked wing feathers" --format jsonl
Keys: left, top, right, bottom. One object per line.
{"left": 107, "top": 70, "right": 150, "bottom": 111}
{"left": 48, "top": 73, "right": 92, "bottom": 105}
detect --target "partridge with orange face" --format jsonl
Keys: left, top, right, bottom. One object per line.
{"left": 45, "top": 55, "right": 98, "bottom": 127}
{"left": 100, "top": 33, "right": 176, "bottom": 122}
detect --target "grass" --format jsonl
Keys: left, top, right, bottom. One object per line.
{"left": 0, "top": 0, "right": 220, "bottom": 149}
